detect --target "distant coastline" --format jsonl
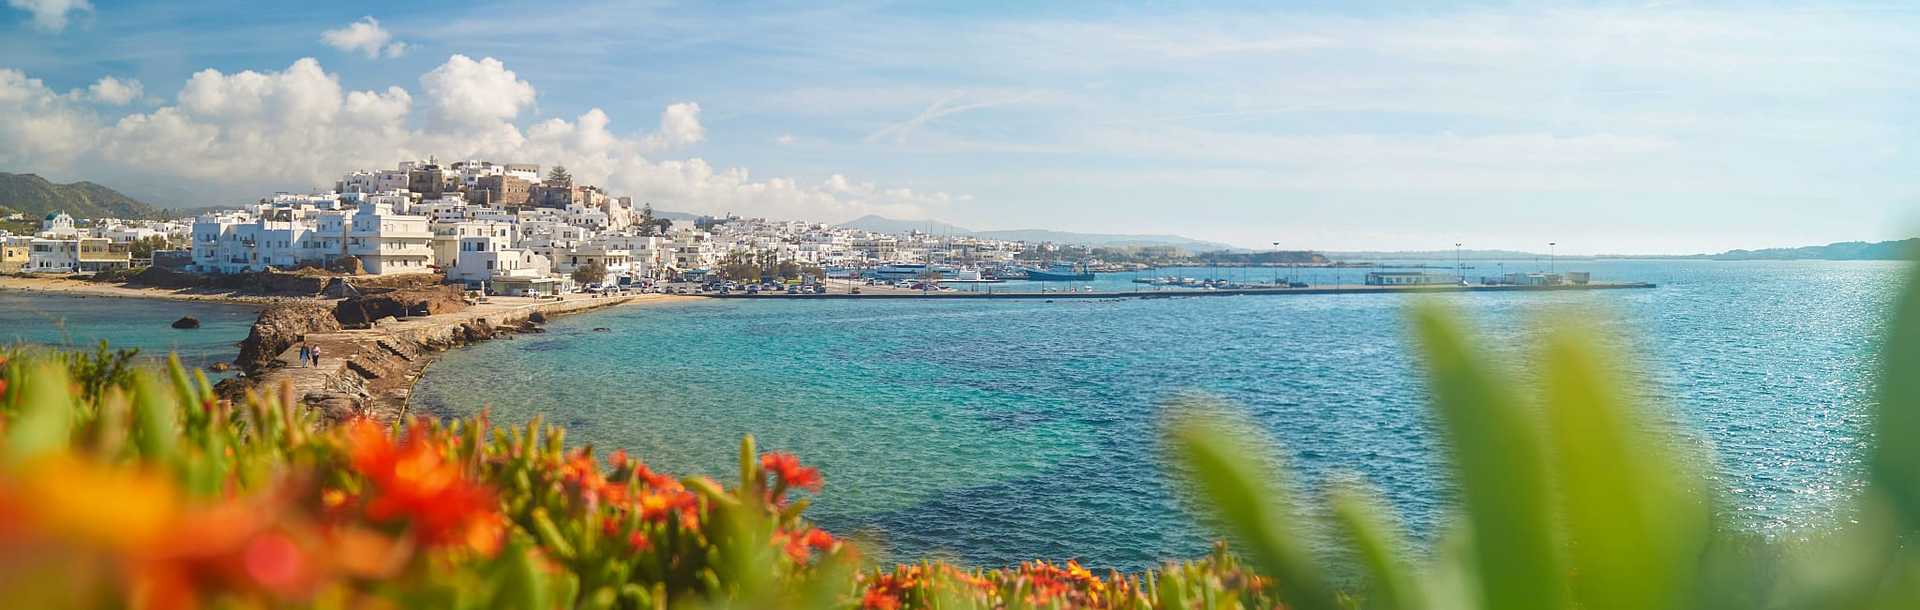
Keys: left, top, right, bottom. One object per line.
{"left": 0, "top": 275, "right": 292, "bottom": 305}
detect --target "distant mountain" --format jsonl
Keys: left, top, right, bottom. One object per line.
{"left": 0, "top": 173, "right": 165, "bottom": 220}
{"left": 1700, "top": 238, "right": 1917, "bottom": 261}
{"left": 971, "top": 229, "right": 1238, "bottom": 251}
{"left": 652, "top": 210, "right": 704, "bottom": 221}
{"left": 1326, "top": 249, "right": 1563, "bottom": 261}
{"left": 839, "top": 214, "right": 976, "bottom": 235}
{"left": 837, "top": 215, "right": 1237, "bottom": 250}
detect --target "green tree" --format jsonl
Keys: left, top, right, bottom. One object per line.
{"left": 570, "top": 260, "right": 607, "bottom": 285}
{"left": 547, "top": 165, "right": 573, "bottom": 187}
{"left": 128, "top": 236, "right": 171, "bottom": 259}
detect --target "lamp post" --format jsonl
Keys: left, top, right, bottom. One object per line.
{"left": 1455, "top": 242, "right": 1464, "bottom": 284}
{"left": 1549, "top": 242, "right": 1557, "bottom": 274}
{"left": 1272, "top": 242, "right": 1282, "bottom": 284}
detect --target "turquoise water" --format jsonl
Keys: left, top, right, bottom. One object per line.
{"left": 411, "top": 260, "right": 1899, "bottom": 569}
{"left": 0, "top": 291, "right": 260, "bottom": 369}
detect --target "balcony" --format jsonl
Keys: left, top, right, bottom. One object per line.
{"left": 349, "top": 242, "right": 434, "bottom": 257}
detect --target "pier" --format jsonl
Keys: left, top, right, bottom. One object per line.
{"left": 702, "top": 281, "right": 1658, "bottom": 300}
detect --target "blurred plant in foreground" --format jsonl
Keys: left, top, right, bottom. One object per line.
{"left": 2, "top": 261, "right": 1918, "bottom": 609}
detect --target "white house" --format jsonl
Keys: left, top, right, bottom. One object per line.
{"left": 39, "top": 211, "right": 77, "bottom": 238}
{"left": 345, "top": 201, "right": 433, "bottom": 274}
{"left": 447, "top": 233, "right": 566, "bottom": 296}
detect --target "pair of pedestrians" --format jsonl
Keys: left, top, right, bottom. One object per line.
{"left": 296, "top": 344, "right": 323, "bottom": 367}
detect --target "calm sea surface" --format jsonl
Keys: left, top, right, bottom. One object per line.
{"left": 0, "top": 291, "right": 260, "bottom": 369}
{"left": 395, "top": 260, "right": 1898, "bottom": 570}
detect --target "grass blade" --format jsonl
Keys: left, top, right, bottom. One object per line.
{"left": 1328, "top": 481, "right": 1423, "bottom": 610}
{"left": 1166, "top": 404, "right": 1338, "bottom": 610}
{"left": 1540, "top": 323, "right": 1708, "bottom": 610}
{"left": 1411, "top": 303, "right": 1564, "bottom": 610}
{"left": 1872, "top": 259, "right": 1920, "bottom": 531}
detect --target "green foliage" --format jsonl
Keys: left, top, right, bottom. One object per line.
{"left": 1161, "top": 260, "right": 1920, "bottom": 610}
{"left": 572, "top": 260, "right": 609, "bottom": 285}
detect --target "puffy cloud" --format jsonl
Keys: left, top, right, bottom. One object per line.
{"left": 421, "top": 54, "right": 535, "bottom": 127}
{"left": 7, "top": 0, "right": 90, "bottom": 32}
{"left": 86, "top": 76, "right": 140, "bottom": 105}
{"left": 648, "top": 102, "right": 704, "bottom": 148}
{"left": 0, "top": 55, "right": 955, "bottom": 221}
{"left": 0, "top": 68, "right": 98, "bottom": 167}
{"left": 321, "top": 16, "right": 408, "bottom": 59}
{"left": 774, "top": 133, "right": 797, "bottom": 145}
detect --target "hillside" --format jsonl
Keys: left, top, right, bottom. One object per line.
{"left": 838, "top": 214, "right": 975, "bottom": 235}
{"left": 0, "top": 173, "right": 163, "bottom": 220}
{"left": 1703, "top": 238, "right": 1917, "bottom": 261}
{"left": 838, "top": 214, "right": 1237, "bottom": 250}
{"left": 1326, "top": 249, "right": 1561, "bottom": 261}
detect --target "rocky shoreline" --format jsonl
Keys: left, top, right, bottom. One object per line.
{"left": 235, "top": 293, "right": 692, "bottom": 422}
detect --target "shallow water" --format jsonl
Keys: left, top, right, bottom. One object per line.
{"left": 404, "top": 260, "right": 1898, "bottom": 569}
{"left": 0, "top": 291, "right": 260, "bottom": 369}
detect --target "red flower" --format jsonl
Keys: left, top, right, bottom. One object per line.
{"left": 778, "top": 526, "right": 837, "bottom": 562}
{"left": 345, "top": 419, "right": 502, "bottom": 555}
{"left": 760, "top": 452, "right": 823, "bottom": 498}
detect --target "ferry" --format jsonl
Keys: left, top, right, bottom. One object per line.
{"left": 1022, "top": 262, "right": 1096, "bottom": 282}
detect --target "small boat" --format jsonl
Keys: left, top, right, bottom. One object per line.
{"left": 1021, "top": 262, "right": 1095, "bottom": 282}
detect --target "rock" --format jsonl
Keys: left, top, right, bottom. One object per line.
{"left": 327, "top": 256, "right": 366, "bottom": 275}
{"left": 305, "top": 391, "right": 363, "bottom": 422}
{"left": 208, "top": 361, "right": 233, "bottom": 372}
{"left": 171, "top": 316, "right": 201, "bottom": 329}
{"left": 235, "top": 303, "right": 343, "bottom": 374}
{"left": 334, "top": 285, "right": 468, "bottom": 328}
{"left": 528, "top": 311, "right": 548, "bottom": 324}
{"left": 460, "top": 320, "right": 495, "bottom": 342}
{"left": 592, "top": 327, "right": 611, "bottom": 333}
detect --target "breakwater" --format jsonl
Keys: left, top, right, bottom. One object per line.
{"left": 248, "top": 294, "right": 682, "bottom": 422}
{"left": 708, "top": 281, "right": 1657, "bottom": 300}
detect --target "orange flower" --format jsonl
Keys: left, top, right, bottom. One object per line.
{"left": 345, "top": 419, "right": 502, "bottom": 555}
{"left": 861, "top": 573, "right": 906, "bottom": 610}
{"left": 636, "top": 488, "right": 700, "bottom": 527}
{"left": 759, "top": 452, "right": 822, "bottom": 498}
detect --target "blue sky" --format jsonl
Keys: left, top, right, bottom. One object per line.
{"left": 2, "top": 0, "right": 1916, "bottom": 253}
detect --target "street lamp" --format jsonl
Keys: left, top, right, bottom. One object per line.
{"left": 1272, "top": 242, "right": 1281, "bottom": 284}
{"left": 1548, "top": 242, "right": 1557, "bottom": 274}
{"left": 1455, "top": 242, "right": 1464, "bottom": 284}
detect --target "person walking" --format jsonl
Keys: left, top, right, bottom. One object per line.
{"left": 298, "top": 344, "right": 310, "bottom": 367}
{"left": 311, "top": 346, "right": 322, "bottom": 367}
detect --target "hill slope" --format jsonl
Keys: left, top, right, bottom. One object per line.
{"left": 1703, "top": 238, "right": 1917, "bottom": 260}
{"left": 0, "top": 173, "right": 163, "bottom": 220}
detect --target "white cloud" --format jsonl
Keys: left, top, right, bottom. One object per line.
{"left": 85, "top": 75, "right": 140, "bottom": 105}
{"left": 774, "top": 133, "right": 796, "bottom": 145}
{"left": 321, "top": 16, "right": 409, "bottom": 59}
{"left": 421, "top": 54, "right": 535, "bottom": 127}
{"left": 0, "top": 56, "right": 954, "bottom": 221}
{"left": 7, "top": 0, "right": 90, "bottom": 31}
{"left": 0, "top": 68, "right": 97, "bottom": 167}
{"left": 648, "top": 102, "right": 704, "bottom": 149}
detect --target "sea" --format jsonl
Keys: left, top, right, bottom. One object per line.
{"left": 0, "top": 291, "right": 261, "bottom": 370}
{"left": 409, "top": 260, "right": 1900, "bottom": 569}
{"left": 11, "top": 260, "right": 1898, "bottom": 571}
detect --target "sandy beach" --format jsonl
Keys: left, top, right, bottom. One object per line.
{"left": 0, "top": 275, "right": 312, "bottom": 305}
